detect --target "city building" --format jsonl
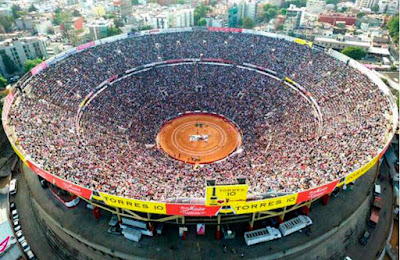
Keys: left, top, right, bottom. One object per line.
{"left": 285, "top": 5, "right": 306, "bottom": 29}
{"left": 0, "top": 37, "right": 47, "bottom": 77}
{"left": 87, "top": 19, "right": 113, "bottom": 40}
{"left": 377, "top": 0, "right": 399, "bottom": 14}
{"left": 306, "top": 0, "right": 327, "bottom": 13}
{"left": 228, "top": 5, "right": 239, "bottom": 27}
{"left": 318, "top": 12, "right": 357, "bottom": 26}
{"left": 114, "top": 0, "right": 133, "bottom": 22}
{"left": 355, "top": 0, "right": 376, "bottom": 9}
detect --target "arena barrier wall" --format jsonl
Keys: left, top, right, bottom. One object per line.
{"left": 2, "top": 27, "right": 398, "bottom": 216}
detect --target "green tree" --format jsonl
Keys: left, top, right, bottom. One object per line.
{"left": 242, "top": 17, "right": 255, "bottom": 29}
{"left": 194, "top": 4, "right": 210, "bottom": 25}
{"left": 0, "top": 16, "right": 15, "bottom": 33}
{"left": 176, "top": 0, "right": 185, "bottom": 4}
{"left": 72, "top": 10, "right": 81, "bottom": 17}
{"left": 198, "top": 18, "right": 207, "bottom": 26}
{"left": 279, "top": 8, "right": 287, "bottom": 15}
{"left": 341, "top": 47, "right": 366, "bottom": 60}
{"left": 140, "top": 25, "right": 153, "bottom": 30}
{"left": 371, "top": 4, "right": 379, "bottom": 12}
{"left": 24, "top": 58, "right": 42, "bottom": 73}
{"left": 356, "top": 12, "right": 365, "bottom": 18}
{"left": 107, "top": 26, "right": 122, "bottom": 36}
{"left": 11, "top": 4, "right": 22, "bottom": 19}
{"left": 263, "top": 4, "right": 278, "bottom": 22}
{"left": 1, "top": 53, "right": 18, "bottom": 74}
{"left": 114, "top": 19, "right": 124, "bottom": 28}
{"left": 387, "top": 15, "right": 399, "bottom": 44}
{"left": 28, "top": 4, "right": 38, "bottom": 12}
{"left": 0, "top": 76, "right": 7, "bottom": 89}
{"left": 131, "top": 0, "right": 139, "bottom": 4}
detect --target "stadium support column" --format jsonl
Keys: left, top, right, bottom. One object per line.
{"left": 216, "top": 215, "right": 221, "bottom": 240}
{"left": 249, "top": 213, "right": 255, "bottom": 231}
{"left": 147, "top": 213, "right": 154, "bottom": 234}
{"left": 182, "top": 217, "right": 187, "bottom": 240}
{"left": 302, "top": 202, "right": 312, "bottom": 216}
{"left": 116, "top": 207, "right": 121, "bottom": 223}
{"left": 278, "top": 206, "right": 287, "bottom": 224}
{"left": 321, "top": 194, "right": 331, "bottom": 205}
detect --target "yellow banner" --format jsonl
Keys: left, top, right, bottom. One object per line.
{"left": 206, "top": 184, "right": 248, "bottom": 206}
{"left": 232, "top": 194, "right": 298, "bottom": 214}
{"left": 345, "top": 155, "right": 379, "bottom": 184}
{"left": 294, "top": 38, "right": 313, "bottom": 47}
{"left": 285, "top": 77, "right": 294, "bottom": 84}
{"left": 99, "top": 193, "right": 167, "bottom": 214}
{"left": 10, "top": 142, "right": 27, "bottom": 164}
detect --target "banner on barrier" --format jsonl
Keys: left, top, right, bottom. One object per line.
{"left": 296, "top": 180, "right": 339, "bottom": 204}
{"left": 345, "top": 155, "right": 380, "bottom": 184}
{"left": 206, "top": 184, "right": 248, "bottom": 206}
{"left": 31, "top": 61, "right": 48, "bottom": 75}
{"left": 77, "top": 41, "right": 95, "bottom": 51}
{"left": 294, "top": 38, "right": 313, "bottom": 47}
{"left": 99, "top": 193, "right": 167, "bottom": 214}
{"left": 166, "top": 204, "right": 221, "bottom": 216}
{"left": 27, "top": 160, "right": 93, "bottom": 199}
{"left": 10, "top": 142, "right": 25, "bottom": 163}
{"left": 208, "top": 27, "right": 242, "bottom": 33}
{"left": 2, "top": 92, "right": 14, "bottom": 121}
{"left": 232, "top": 194, "right": 298, "bottom": 214}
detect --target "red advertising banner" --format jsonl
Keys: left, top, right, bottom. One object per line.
{"left": 296, "top": 180, "right": 340, "bottom": 204}
{"left": 31, "top": 62, "right": 48, "bottom": 76}
{"left": 77, "top": 41, "right": 95, "bottom": 51}
{"left": 2, "top": 92, "right": 14, "bottom": 122}
{"left": 27, "top": 160, "right": 93, "bottom": 199}
{"left": 207, "top": 27, "right": 242, "bottom": 33}
{"left": 166, "top": 204, "right": 221, "bottom": 216}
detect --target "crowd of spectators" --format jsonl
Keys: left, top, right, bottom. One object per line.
{"left": 7, "top": 31, "right": 393, "bottom": 201}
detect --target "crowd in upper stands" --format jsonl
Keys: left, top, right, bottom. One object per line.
{"left": 7, "top": 30, "right": 393, "bottom": 201}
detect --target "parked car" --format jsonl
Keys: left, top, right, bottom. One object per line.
{"left": 17, "top": 236, "right": 25, "bottom": 243}
{"left": 359, "top": 231, "right": 370, "bottom": 245}
{"left": 10, "top": 202, "right": 16, "bottom": 210}
{"left": 26, "top": 249, "right": 36, "bottom": 260}
{"left": 12, "top": 209, "right": 18, "bottom": 220}
{"left": 14, "top": 225, "right": 21, "bottom": 232}
{"left": 15, "top": 230, "right": 23, "bottom": 239}
{"left": 20, "top": 240, "right": 31, "bottom": 253}
{"left": 13, "top": 219, "right": 19, "bottom": 226}
{"left": 9, "top": 179, "right": 17, "bottom": 195}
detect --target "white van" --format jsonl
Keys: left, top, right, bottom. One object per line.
{"left": 9, "top": 179, "right": 17, "bottom": 195}
{"left": 374, "top": 184, "right": 381, "bottom": 196}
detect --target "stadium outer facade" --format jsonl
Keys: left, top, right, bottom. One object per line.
{"left": 2, "top": 27, "right": 398, "bottom": 230}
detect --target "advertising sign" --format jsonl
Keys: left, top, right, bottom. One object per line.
{"left": 206, "top": 184, "right": 248, "bottom": 206}
{"left": 166, "top": 204, "right": 221, "bottom": 216}
{"left": 2, "top": 92, "right": 14, "bottom": 122}
{"left": 10, "top": 142, "right": 26, "bottom": 163}
{"left": 77, "top": 41, "right": 95, "bottom": 51}
{"left": 294, "top": 38, "right": 313, "bottom": 47}
{"left": 31, "top": 61, "right": 48, "bottom": 76}
{"left": 345, "top": 155, "right": 380, "bottom": 184}
{"left": 208, "top": 27, "right": 242, "bottom": 33}
{"left": 296, "top": 180, "right": 339, "bottom": 204}
{"left": 99, "top": 193, "right": 167, "bottom": 214}
{"left": 27, "top": 160, "right": 93, "bottom": 199}
{"left": 232, "top": 194, "right": 298, "bottom": 214}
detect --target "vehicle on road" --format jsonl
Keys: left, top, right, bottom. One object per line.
{"left": 9, "top": 179, "right": 17, "bottom": 195}
{"left": 359, "top": 231, "right": 370, "bottom": 245}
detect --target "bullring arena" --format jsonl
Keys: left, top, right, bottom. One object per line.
{"left": 1, "top": 27, "right": 398, "bottom": 256}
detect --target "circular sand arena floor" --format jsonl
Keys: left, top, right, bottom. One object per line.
{"left": 157, "top": 113, "right": 242, "bottom": 164}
